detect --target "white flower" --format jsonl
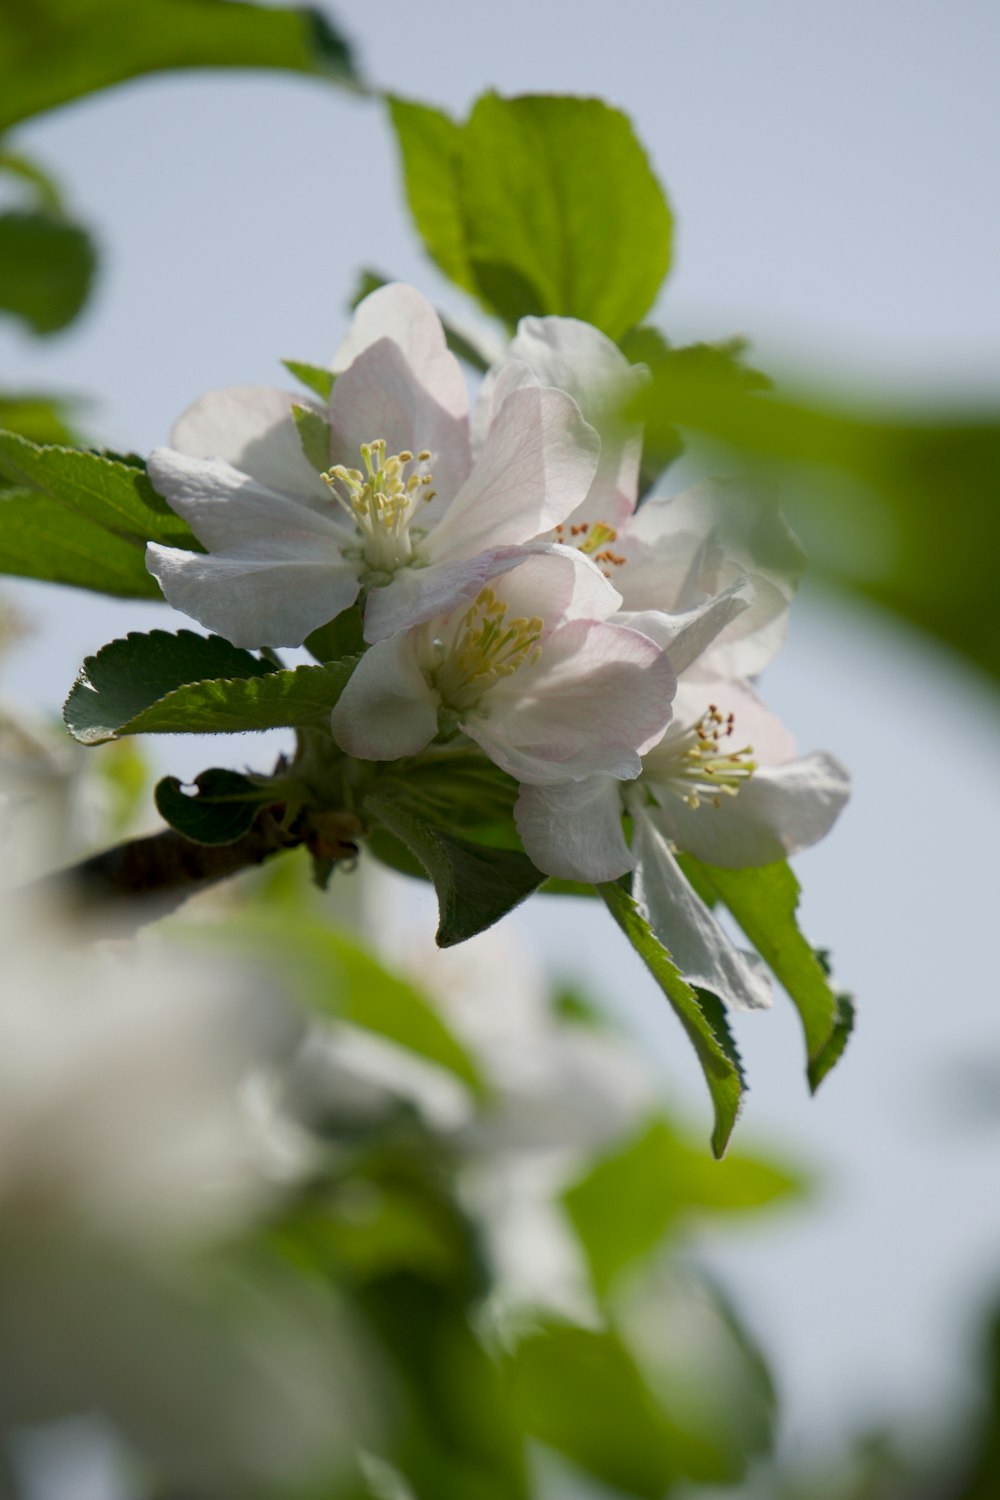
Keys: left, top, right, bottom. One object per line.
{"left": 515, "top": 607, "right": 850, "bottom": 1011}
{"left": 482, "top": 315, "right": 804, "bottom": 676}
{"left": 146, "top": 284, "right": 601, "bottom": 648}
{"left": 330, "top": 548, "right": 676, "bottom": 784}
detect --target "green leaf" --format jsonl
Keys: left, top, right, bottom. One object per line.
{"left": 155, "top": 768, "right": 272, "bottom": 845}
{"left": 0, "top": 150, "right": 64, "bottom": 214}
{"left": 564, "top": 1115, "right": 803, "bottom": 1296}
{"left": 685, "top": 859, "right": 850, "bottom": 1092}
{"left": 0, "top": 210, "right": 97, "bottom": 335}
{"left": 0, "top": 487, "right": 160, "bottom": 598}
{"left": 0, "top": 0, "right": 361, "bottom": 134}
{"left": 0, "top": 394, "right": 80, "bottom": 445}
{"left": 63, "top": 629, "right": 274, "bottom": 744}
{"left": 304, "top": 603, "right": 364, "bottom": 662}
{"left": 598, "top": 881, "right": 745, "bottom": 1158}
{"left": 65, "top": 631, "right": 359, "bottom": 743}
{"left": 291, "top": 402, "right": 331, "bottom": 471}
{"left": 459, "top": 94, "right": 673, "bottom": 337}
{"left": 364, "top": 793, "right": 545, "bottom": 946}
{"left": 505, "top": 1323, "right": 680, "bottom": 1499}
{"left": 0, "top": 430, "right": 196, "bottom": 545}
{"left": 388, "top": 97, "right": 477, "bottom": 297}
{"left": 282, "top": 359, "right": 334, "bottom": 402}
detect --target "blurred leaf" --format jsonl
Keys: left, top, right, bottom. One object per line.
{"left": 155, "top": 768, "right": 272, "bottom": 844}
{"left": 291, "top": 402, "right": 331, "bottom": 471}
{"left": 634, "top": 364, "right": 1000, "bottom": 687}
{"left": 0, "top": 149, "right": 64, "bottom": 213}
{"left": 364, "top": 793, "right": 544, "bottom": 947}
{"left": 388, "top": 99, "right": 476, "bottom": 296}
{"left": 65, "top": 631, "right": 358, "bottom": 743}
{"left": 505, "top": 1322, "right": 680, "bottom": 1498}
{"left": 599, "top": 880, "right": 745, "bottom": 1158}
{"left": 0, "top": 486, "right": 159, "bottom": 597}
{"left": 0, "top": 394, "right": 80, "bottom": 445}
{"left": 0, "top": 0, "right": 362, "bottom": 133}
{"left": 0, "top": 431, "right": 197, "bottom": 545}
{"left": 564, "top": 1115, "right": 803, "bottom": 1295}
{"left": 686, "top": 858, "right": 850, "bottom": 1092}
{"left": 282, "top": 359, "right": 334, "bottom": 402}
{"left": 460, "top": 94, "right": 673, "bottom": 337}
{"left": 0, "top": 210, "right": 97, "bottom": 334}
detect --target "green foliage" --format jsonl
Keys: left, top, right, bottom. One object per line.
{"left": 0, "top": 394, "right": 80, "bottom": 445}
{"left": 686, "top": 858, "right": 851, "bottom": 1092}
{"left": 0, "top": 210, "right": 97, "bottom": 335}
{"left": 390, "top": 92, "right": 673, "bottom": 338}
{"left": 564, "top": 1115, "right": 803, "bottom": 1295}
{"left": 634, "top": 363, "right": 1000, "bottom": 687}
{"left": 0, "top": 486, "right": 159, "bottom": 598}
{"left": 364, "top": 793, "right": 545, "bottom": 947}
{"left": 599, "top": 881, "right": 745, "bottom": 1158}
{"left": 0, "top": 0, "right": 361, "bottom": 134}
{"left": 505, "top": 1322, "right": 681, "bottom": 1498}
{"left": 282, "top": 359, "right": 335, "bottom": 401}
{"left": 64, "top": 629, "right": 358, "bottom": 743}
{"left": 291, "top": 402, "right": 331, "bottom": 471}
{"left": 155, "top": 768, "right": 272, "bottom": 844}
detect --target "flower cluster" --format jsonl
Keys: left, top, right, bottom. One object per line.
{"left": 146, "top": 284, "right": 850, "bottom": 1002}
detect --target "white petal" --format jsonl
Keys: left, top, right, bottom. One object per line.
{"left": 170, "top": 386, "right": 329, "bottom": 504}
{"left": 670, "top": 675, "right": 797, "bottom": 765}
{"left": 328, "top": 337, "right": 472, "bottom": 508}
{"left": 470, "top": 358, "right": 539, "bottom": 455}
{"left": 616, "top": 576, "right": 755, "bottom": 676}
{"left": 504, "top": 316, "right": 648, "bottom": 524}
{"left": 631, "top": 811, "right": 772, "bottom": 1012}
{"left": 423, "top": 386, "right": 600, "bottom": 563}
{"left": 147, "top": 450, "right": 349, "bottom": 557}
{"left": 329, "top": 633, "right": 438, "bottom": 761}
{"left": 146, "top": 546, "right": 360, "bottom": 648}
{"left": 331, "top": 283, "right": 469, "bottom": 424}
{"left": 658, "top": 750, "right": 851, "bottom": 869}
{"left": 489, "top": 548, "right": 620, "bottom": 632}
{"left": 362, "top": 547, "right": 533, "bottom": 643}
{"left": 515, "top": 778, "right": 632, "bottom": 882}
{"left": 466, "top": 621, "right": 675, "bottom": 785}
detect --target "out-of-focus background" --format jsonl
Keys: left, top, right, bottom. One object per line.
{"left": 3, "top": 0, "right": 1000, "bottom": 1483}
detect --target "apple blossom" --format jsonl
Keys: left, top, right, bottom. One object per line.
{"left": 145, "top": 284, "right": 601, "bottom": 648}
{"left": 330, "top": 548, "right": 676, "bottom": 785}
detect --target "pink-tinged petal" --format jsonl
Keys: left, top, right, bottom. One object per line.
{"left": 423, "top": 387, "right": 600, "bottom": 563}
{"left": 328, "top": 337, "right": 471, "bottom": 510}
{"left": 362, "top": 548, "right": 534, "bottom": 643}
{"left": 700, "top": 571, "right": 790, "bottom": 678}
{"left": 470, "top": 357, "right": 539, "bottom": 455}
{"left": 490, "top": 548, "right": 618, "bottom": 634}
{"left": 170, "top": 386, "right": 328, "bottom": 505}
{"left": 504, "top": 316, "right": 647, "bottom": 526}
{"left": 670, "top": 675, "right": 798, "bottom": 765}
{"left": 331, "top": 283, "right": 469, "bottom": 423}
{"left": 616, "top": 576, "right": 755, "bottom": 675}
{"left": 659, "top": 750, "right": 851, "bottom": 869}
{"left": 146, "top": 546, "right": 360, "bottom": 648}
{"left": 330, "top": 633, "right": 438, "bottom": 761}
{"left": 465, "top": 621, "right": 675, "bottom": 785}
{"left": 147, "top": 450, "right": 349, "bottom": 557}
{"left": 515, "top": 778, "right": 632, "bottom": 883}
{"left": 631, "top": 811, "right": 772, "bottom": 1012}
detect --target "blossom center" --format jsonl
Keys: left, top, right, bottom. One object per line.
{"left": 430, "top": 587, "right": 543, "bottom": 712}
{"left": 552, "top": 519, "right": 626, "bottom": 577}
{"left": 322, "top": 438, "right": 435, "bottom": 575}
{"left": 647, "top": 704, "right": 757, "bottom": 810}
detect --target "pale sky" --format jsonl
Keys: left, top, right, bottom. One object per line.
{"left": 3, "top": 0, "right": 1000, "bottom": 1474}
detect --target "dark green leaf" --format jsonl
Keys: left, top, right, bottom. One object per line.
{"left": 304, "top": 602, "right": 365, "bottom": 662}
{"left": 291, "top": 402, "right": 331, "bottom": 471}
{"left": 0, "top": 0, "right": 362, "bottom": 134}
{"left": 66, "top": 632, "right": 358, "bottom": 743}
{"left": 685, "top": 859, "right": 849, "bottom": 1092}
{"left": 282, "top": 359, "right": 334, "bottom": 401}
{"left": 155, "top": 767, "right": 272, "bottom": 844}
{"left": 364, "top": 793, "right": 545, "bottom": 946}
{"left": 599, "top": 880, "right": 745, "bottom": 1157}
{"left": 63, "top": 629, "right": 275, "bottom": 744}
{"left": 459, "top": 94, "right": 673, "bottom": 337}
{"left": 505, "top": 1323, "right": 680, "bottom": 1499}
{"left": 0, "top": 487, "right": 159, "bottom": 597}
{"left": 564, "top": 1115, "right": 803, "bottom": 1295}
{"left": 0, "top": 210, "right": 97, "bottom": 335}
{"left": 0, "top": 430, "right": 197, "bottom": 546}
{"left": 388, "top": 97, "right": 477, "bottom": 297}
